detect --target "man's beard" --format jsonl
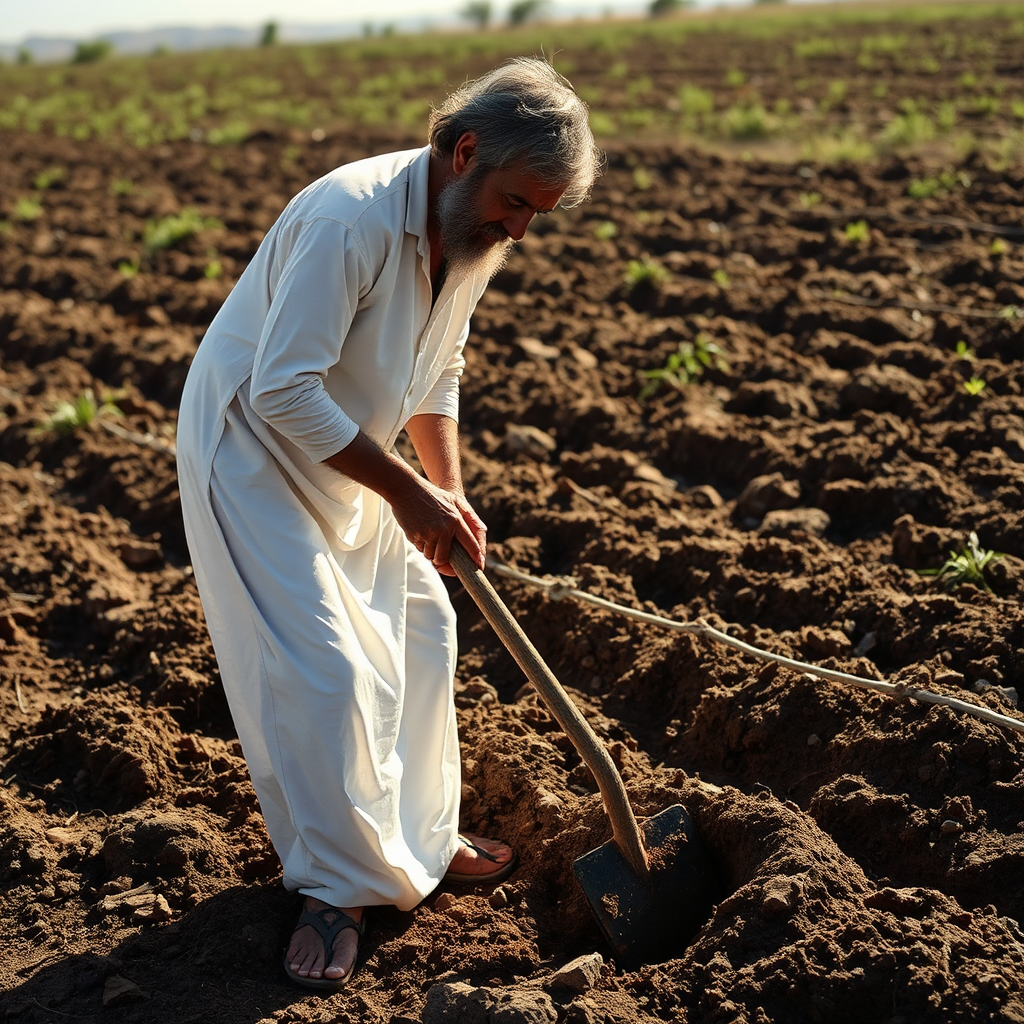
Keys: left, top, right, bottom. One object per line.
{"left": 435, "top": 166, "right": 515, "bottom": 286}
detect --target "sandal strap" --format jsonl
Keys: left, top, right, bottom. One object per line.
{"left": 459, "top": 835, "right": 500, "bottom": 864}
{"left": 295, "top": 905, "right": 365, "bottom": 960}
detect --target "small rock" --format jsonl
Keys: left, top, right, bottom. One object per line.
{"left": 734, "top": 472, "right": 800, "bottom": 523}
{"left": 132, "top": 893, "right": 173, "bottom": 922}
{"left": 940, "top": 820, "right": 964, "bottom": 836}
{"left": 516, "top": 337, "right": 560, "bottom": 361}
{"left": 633, "top": 463, "right": 676, "bottom": 489}
{"left": 688, "top": 484, "right": 723, "bottom": 509}
{"left": 549, "top": 953, "right": 603, "bottom": 993}
{"left": 569, "top": 345, "right": 598, "bottom": 369}
{"left": 433, "top": 892, "right": 456, "bottom": 912}
{"left": 103, "top": 975, "right": 145, "bottom": 1007}
{"left": 117, "top": 540, "right": 163, "bottom": 570}
{"left": 807, "top": 734, "right": 821, "bottom": 747}
{"left": 44, "top": 827, "right": 78, "bottom": 847}
{"left": 504, "top": 423, "right": 557, "bottom": 459}
{"left": 422, "top": 981, "right": 557, "bottom": 1024}
{"left": 760, "top": 507, "right": 830, "bottom": 538}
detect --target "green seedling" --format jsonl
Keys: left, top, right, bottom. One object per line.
{"left": 990, "top": 238, "right": 1007, "bottom": 257}
{"left": 33, "top": 166, "right": 66, "bottom": 190}
{"left": 639, "top": 333, "right": 728, "bottom": 400}
{"left": 999, "top": 305, "right": 1022, "bottom": 321}
{"left": 13, "top": 197, "right": 43, "bottom": 222}
{"left": 40, "top": 389, "right": 123, "bottom": 436}
{"left": 712, "top": 269, "right": 730, "bottom": 287}
{"left": 799, "top": 191, "right": 822, "bottom": 209}
{"left": 118, "top": 259, "right": 140, "bottom": 278}
{"left": 954, "top": 339, "right": 976, "bottom": 359}
{"left": 110, "top": 178, "right": 134, "bottom": 197}
{"left": 919, "top": 531, "right": 1002, "bottom": 592}
{"left": 204, "top": 257, "right": 224, "bottom": 280}
{"left": 593, "top": 221, "right": 618, "bottom": 241}
{"left": 143, "top": 209, "right": 221, "bottom": 256}
{"left": 624, "top": 257, "right": 669, "bottom": 291}
{"left": 962, "top": 377, "right": 986, "bottom": 396}
{"left": 843, "top": 220, "right": 870, "bottom": 244}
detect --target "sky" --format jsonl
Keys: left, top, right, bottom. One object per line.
{"left": 0, "top": 0, "right": 781, "bottom": 45}
{"left": 1, "top": 0, "right": 597, "bottom": 42}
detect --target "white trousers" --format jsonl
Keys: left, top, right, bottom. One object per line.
{"left": 178, "top": 398, "right": 461, "bottom": 910}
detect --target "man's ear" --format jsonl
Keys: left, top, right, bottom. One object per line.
{"left": 452, "top": 132, "right": 478, "bottom": 175}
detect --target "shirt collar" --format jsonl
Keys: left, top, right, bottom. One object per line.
{"left": 406, "top": 146, "right": 432, "bottom": 256}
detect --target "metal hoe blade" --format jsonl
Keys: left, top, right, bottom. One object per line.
{"left": 573, "top": 803, "right": 720, "bottom": 964}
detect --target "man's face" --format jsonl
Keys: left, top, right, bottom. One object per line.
{"left": 436, "top": 160, "right": 567, "bottom": 283}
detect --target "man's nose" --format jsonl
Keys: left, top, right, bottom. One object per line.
{"left": 503, "top": 209, "right": 535, "bottom": 241}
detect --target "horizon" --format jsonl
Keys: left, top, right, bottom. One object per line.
{"left": 1, "top": 0, "right": 821, "bottom": 48}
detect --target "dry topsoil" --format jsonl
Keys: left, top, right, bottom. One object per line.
{"left": 2, "top": 122, "right": 1024, "bottom": 1024}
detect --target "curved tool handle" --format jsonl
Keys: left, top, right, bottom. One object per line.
{"left": 449, "top": 542, "right": 650, "bottom": 881}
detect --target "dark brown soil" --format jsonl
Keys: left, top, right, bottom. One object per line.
{"left": 3, "top": 49, "right": 1024, "bottom": 1024}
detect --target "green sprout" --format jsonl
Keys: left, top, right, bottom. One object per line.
{"left": 962, "top": 377, "right": 987, "bottom": 396}
{"left": 13, "top": 197, "right": 43, "bottom": 222}
{"left": 799, "top": 191, "right": 822, "bottom": 209}
{"left": 990, "top": 238, "right": 1007, "bottom": 257}
{"left": 919, "top": 531, "right": 1003, "bottom": 592}
{"left": 142, "top": 208, "right": 221, "bottom": 256}
{"left": 40, "top": 389, "right": 123, "bottom": 436}
{"left": 593, "top": 220, "right": 618, "bottom": 241}
{"left": 33, "top": 166, "right": 66, "bottom": 190}
{"left": 639, "top": 333, "right": 728, "bottom": 400}
{"left": 624, "top": 257, "right": 669, "bottom": 291}
{"left": 954, "top": 339, "right": 976, "bottom": 359}
{"left": 843, "top": 219, "right": 870, "bottom": 244}
{"left": 712, "top": 268, "right": 730, "bottom": 287}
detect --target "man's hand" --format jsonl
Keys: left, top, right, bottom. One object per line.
{"left": 390, "top": 480, "right": 485, "bottom": 577}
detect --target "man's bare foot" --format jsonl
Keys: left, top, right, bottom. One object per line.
{"left": 445, "top": 833, "right": 518, "bottom": 883}
{"left": 285, "top": 897, "right": 364, "bottom": 985}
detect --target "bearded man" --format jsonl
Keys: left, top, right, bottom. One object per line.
{"left": 176, "top": 57, "right": 600, "bottom": 990}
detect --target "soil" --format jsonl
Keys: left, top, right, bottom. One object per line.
{"left": 3, "top": 59, "right": 1024, "bottom": 1024}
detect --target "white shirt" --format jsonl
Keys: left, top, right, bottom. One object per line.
{"left": 184, "top": 145, "right": 488, "bottom": 470}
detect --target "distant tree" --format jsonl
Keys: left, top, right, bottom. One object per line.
{"left": 16, "top": 47, "right": 33, "bottom": 64}
{"left": 508, "top": 0, "right": 549, "bottom": 26}
{"left": 152, "top": 43, "right": 172, "bottom": 56}
{"left": 259, "top": 21, "right": 279, "bottom": 47}
{"left": 461, "top": 1, "right": 493, "bottom": 29}
{"left": 649, "top": 0, "right": 692, "bottom": 15}
{"left": 71, "top": 40, "right": 113, "bottom": 64}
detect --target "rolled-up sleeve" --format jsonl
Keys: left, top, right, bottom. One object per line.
{"left": 249, "top": 216, "right": 368, "bottom": 463}
{"left": 413, "top": 320, "right": 468, "bottom": 422}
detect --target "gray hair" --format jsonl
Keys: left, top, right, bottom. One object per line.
{"left": 428, "top": 57, "right": 602, "bottom": 208}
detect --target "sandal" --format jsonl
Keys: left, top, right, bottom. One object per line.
{"left": 282, "top": 904, "right": 366, "bottom": 991}
{"left": 444, "top": 834, "right": 519, "bottom": 885}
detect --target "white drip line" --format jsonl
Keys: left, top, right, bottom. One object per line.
{"left": 485, "top": 558, "right": 1024, "bottom": 737}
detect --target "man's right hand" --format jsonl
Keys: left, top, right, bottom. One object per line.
{"left": 390, "top": 479, "right": 485, "bottom": 577}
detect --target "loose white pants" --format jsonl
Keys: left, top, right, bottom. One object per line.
{"left": 178, "top": 398, "right": 461, "bottom": 910}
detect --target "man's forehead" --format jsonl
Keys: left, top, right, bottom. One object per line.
{"left": 488, "top": 163, "right": 566, "bottom": 212}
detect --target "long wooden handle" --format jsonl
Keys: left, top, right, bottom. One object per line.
{"left": 449, "top": 542, "right": 649, "bottom": 880}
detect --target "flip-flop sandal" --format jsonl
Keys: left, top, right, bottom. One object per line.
{"left": 444, "top": 834, "right": 519, "bottom": 885}
{"left": 282, "top": 904, "right": 366, "bottom": 991}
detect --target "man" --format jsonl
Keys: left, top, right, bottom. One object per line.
{"left": 176, "top": 57, "right": 600, "bottom": 990}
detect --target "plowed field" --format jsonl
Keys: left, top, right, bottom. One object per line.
{"left": 2, "top": 10, "right": 1024, "bottom": 1023}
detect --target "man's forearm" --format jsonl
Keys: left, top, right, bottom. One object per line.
{"left": 322, "top": 430, "right": 424, "bottom": 505}
{"left": 405, "top": 414, "right": 463, "bottom": 494}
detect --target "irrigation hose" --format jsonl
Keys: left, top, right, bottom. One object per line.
{"left": 484, "top": 557, "right": 1024, "bottom": 737}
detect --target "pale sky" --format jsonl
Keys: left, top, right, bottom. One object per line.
{"left": 0, "top": 0, "right": 615, "bottom": 43}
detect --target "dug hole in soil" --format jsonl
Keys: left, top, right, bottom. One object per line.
{"left": 2, "top": 122, "right": 1024, "bottom": 1022}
